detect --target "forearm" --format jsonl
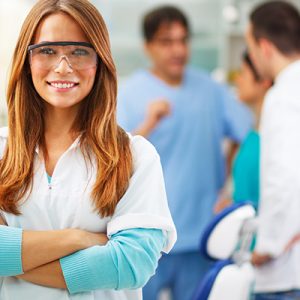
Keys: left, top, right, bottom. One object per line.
{"left": 133, "top": 121, "right": 155, "bottom": 137}
{"left": 61, "top": 228, "right": 165, "bottom": 294}
{"left": 17, "top": 244, "right": 115, "bottom": 290}
{"left": 226, "top": 141, "right": 239, "bottom": 177}
{"left": 21, "top": 229, "right": 87, "bottom": 272}
{"left": 0, "top": 227, "right": 82, "bottom": 276}
{"left": 17, "top": 260, "right": 66, "bottom": 289}
{"left": 16, "top": 230, "right": 108, "bottom": 287}
{"left": 17, "top": 243, "right": 116, "bottom": 291}
{"left": 257, "top": 135, "right": 300, "bottom": 256}
{"left": 19, "top": 229, "right": 164, "bottom": 294}
{"left": 0, "top": 220, "right": 107, "bottom": 275}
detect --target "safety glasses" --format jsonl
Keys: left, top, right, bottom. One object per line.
{"left": 28, "top": 41, "right": 98, "bottom": 70}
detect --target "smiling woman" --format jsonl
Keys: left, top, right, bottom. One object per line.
{"left": 29, "top": 13, "right": 98, "bottom": 111}
{"left": 0, "top": 1, "right": 176, "bottom": 299}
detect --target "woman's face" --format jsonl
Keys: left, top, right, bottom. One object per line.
{"left": 30, "top": 12, "right": 97, "bottom": 110}
{"left": 235, "top": 61, "right": 264, "bottom": 105}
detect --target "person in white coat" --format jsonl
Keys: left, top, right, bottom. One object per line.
{"left": 246, "top": 1, "right": 300, "bottom": 299}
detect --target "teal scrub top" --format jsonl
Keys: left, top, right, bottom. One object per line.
{"left": 232, "top": 130, "right": 260, "bottom": 209}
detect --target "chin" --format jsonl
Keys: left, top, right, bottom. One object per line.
{"left": 168, "top": 70, "right": 184, "bottom": 81}
{"left": 44, "top": 98, "right": 81, "bottom": 109}
{"left": 239, "top": 97, "right": 252, "bottom": 105}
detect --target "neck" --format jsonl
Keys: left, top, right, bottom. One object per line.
{"left": 44, "top": 105, "right": 79, "bottom": 137}
{"left": 272, "top": 53, "right": 300, "bottom": 78}
{"left": 151, "top": 67, "right": 183, "bottom": 87}
{"left": 248, "top": 96, "right": 264, "bottom": 130}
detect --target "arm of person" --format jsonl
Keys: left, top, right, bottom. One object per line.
{"left": 17, "top": 228, "right": 165, "bottom": 293}
{"left": 213, "top": 85, "right": 252, "bottom": 213}
{"left": 0, "top": 214, "right": 6, "bottom": 225}
{"left": 251, "top": 251, "right": 272, "bottom": 266}
{"left": 18, "top": 135, "right": 176, "bottom": 291}
{"left": 17, "top": 260, "right": 67, "bottom": 289}
{"left": 255, "top": 93, "right": 300, "bottom": 261}
{"left": 133, "top": 99, "right": 171, "bottom": 137}
{"left": 213, "top": 141, "right": 238, "bottom": 214}
{"left": 21, "top": 229, "right": 108, "bottom": 272}
{"left": 213, "top": 197, "right": 232, "bottom": 214}
{"left": 221, "top": 83, "right": 253, "bottom": 143}
{"left": 0, "top": 221, "right": 107, "bottom": 276}
{"left": 225, "top": 141, "right": 239, "bottom": 178}
{"left": 220, "top": 82, "right": 252, "bottom": 173}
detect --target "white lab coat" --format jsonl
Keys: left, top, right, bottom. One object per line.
{"left": 255, "top": 60, "right": 300, "bottom": 292}
{"left": 0, "top": 128, "right": 176, "bottom": 300}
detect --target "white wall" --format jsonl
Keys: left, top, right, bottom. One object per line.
{"left": 1, "top": 0, "right": 300, "bottom": 125}
{"left": 0, "top": 0, "right": 34, "bottom": 122}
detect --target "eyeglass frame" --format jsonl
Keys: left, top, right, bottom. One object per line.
{"left": 27, "top": 41, "right": 99, "bottom": 70}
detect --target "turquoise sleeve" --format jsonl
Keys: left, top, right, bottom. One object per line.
{"left": 0, "top": 225, "right": 23, "bottom": 276}
{"left": 60, "top": 228, "right": 165, "bottom": 294}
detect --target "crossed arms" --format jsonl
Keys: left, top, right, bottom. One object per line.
{"left": 0, "top": 215, "right": 164, "bottom": 293}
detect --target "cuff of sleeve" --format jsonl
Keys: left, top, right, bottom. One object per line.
{"left": 0, "top": 225, "right": 23, "bottom": 276}
{"left": 60, "top": 245, "right": 117, "bottom": 294}
{"left": 107, "top": 213, "right": 177, "bottom": 253}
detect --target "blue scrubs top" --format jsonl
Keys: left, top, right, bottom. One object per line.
{"left": 117, "top": 68, "right": 252, "bottom": 252}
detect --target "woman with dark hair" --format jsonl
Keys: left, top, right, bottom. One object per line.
{"left": 215, "top": 51, "right": 272, "bottom": 212}
{"left": 231, "top": 52, "right": 272, "bottom": 208}
{"left": 0, "top": 1, "right": 176, "bottom": 299}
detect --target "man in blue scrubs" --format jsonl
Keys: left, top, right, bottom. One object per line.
{"left": 117, "top": 6, "right": 252, "bottom": 300}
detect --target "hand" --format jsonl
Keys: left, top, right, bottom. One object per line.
{"left": 251, "top": 251, "right": 272, "bottom": 267}
{"left": 74, "top": 229, "right": 108, "bottom": 249}
{"left": 83, "top": 231, "right": 108, "bottom": 248}
{"left": 214, "top": 198, "right": 232, "bottom": 214}
{"left": 145, "top": 99, "right": 171, "bottom": 129}
{"left": 134, "top": 99, "right": 171, "bottom": 137}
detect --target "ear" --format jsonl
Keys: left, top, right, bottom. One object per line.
{"left": 144, "top": 41, "right": 155, "bottom": 60}
{"left": 144, "top": 41, "right": 151, "bottom": 55}
{"left": 261, "top": 78, "right": 273, "bottom": 89}
{"left": 258, "top": 38, "right": 274, "bottom": 58}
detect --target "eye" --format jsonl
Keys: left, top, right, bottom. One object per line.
{"left": 37, "top": 47, "right": 56, "bottom": 55}
{"left": 182, "top": 36, "right": 190, "bottom": 44}
{"left": 158, "top": 38, "right": 172, "bottom": 46}
{"left": 72, "top": 48, "right": 89, "bottom": 56}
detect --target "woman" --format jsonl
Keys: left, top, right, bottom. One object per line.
{"left": 215, "top": 51, "right": 272, "bottom": 212}
{"left": 0, "top": 0, "right": 176, "bottom": 299}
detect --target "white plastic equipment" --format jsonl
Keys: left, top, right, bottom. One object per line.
{"left": 194, "top": 202, "right": 257, "bottom": 300}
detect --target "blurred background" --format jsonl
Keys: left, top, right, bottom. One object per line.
{"left": 1, "top": 0, "right": 299, "bottom": 125}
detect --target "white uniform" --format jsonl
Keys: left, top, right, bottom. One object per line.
{"left": 0, "top": 127, "right": 176, "bottom": 300}
{"left": 255, "top": 60, "right": 300, "bottom": 292}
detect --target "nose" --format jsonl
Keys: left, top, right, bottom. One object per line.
{"left": 172, "top": 39, "right": 188, "bottom": 57}
{"left": 54, "top": 56, "right": 73, "bottom": 73}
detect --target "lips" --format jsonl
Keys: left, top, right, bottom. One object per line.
{"left": 47, "top": 80, "right": 79, "bottom": 89}
{"left": 170, "top": 58, "right": 186, "bottom": 65}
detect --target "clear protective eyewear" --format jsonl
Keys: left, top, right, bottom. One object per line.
{"left": 28, "top": 41, "right": 98, "bottom": 70}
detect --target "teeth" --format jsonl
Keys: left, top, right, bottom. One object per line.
{"left": 50, "top": 82, "right": 76, "bottom": 89}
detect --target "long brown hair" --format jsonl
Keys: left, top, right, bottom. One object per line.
{"left": 0, "top": 0, "right": 133, "bottom": 217}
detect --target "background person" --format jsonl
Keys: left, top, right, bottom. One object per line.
{"left": 117, "top": 5, "right": 252, "bottom": 300}
{"left": 214, "top": 51, "right": 272, "bottom": 213}
{"left": 245, "top": 1, "right": 300, "bottom": 299}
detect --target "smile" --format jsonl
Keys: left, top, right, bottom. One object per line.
{"left": 47, "top": 81, "right": 79, "bottom": 89}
